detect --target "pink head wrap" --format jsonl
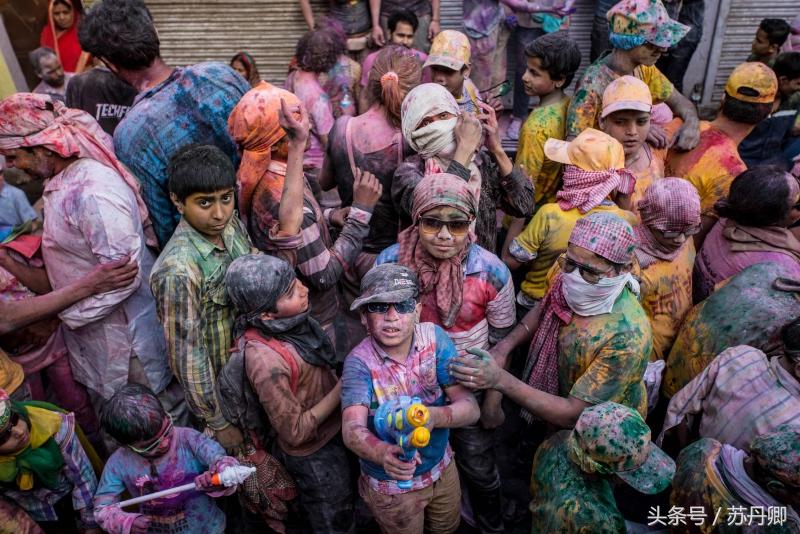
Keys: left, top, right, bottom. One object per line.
{"left": 0, "top": 93, "right": 156, "bottom": 248}
{"left": 634, "top": 178, "right": 701, "bottom": 268}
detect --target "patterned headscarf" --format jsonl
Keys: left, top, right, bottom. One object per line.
{"left": 0, "top": 93, "right": 156, "bottom": 248}
{"left": 568, "top": 402, "right": 675, "bottom": 494}
{"left": 635, "top": 178, "right": 701, "bottom": 268}
{"left": 523, "top": 212, "right": 636, "bottom": 410}
{"left": 227, "top": 81, "right": 302, "bottom": 227}
{"left": 397, "top": 173, "right": 478, "bottom": 328}
{"left": 607, "top": 0, "right": 690, "bottom": 50}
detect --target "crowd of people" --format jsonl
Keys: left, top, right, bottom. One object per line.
{"left": 1, "top": 0, "right": 800, "bottom": 533}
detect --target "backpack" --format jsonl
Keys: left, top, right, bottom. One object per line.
{"left": 217, "top": 328, "right": 299, "bottom": 440}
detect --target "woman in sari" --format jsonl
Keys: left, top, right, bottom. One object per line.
{"left": 40, "top": 0, "right": 89, "bottom": 73}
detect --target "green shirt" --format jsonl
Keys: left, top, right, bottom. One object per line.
{"left": 150, "top": 216, "right": 252, "bottom": 429}
{"left": 530, "top": 431, "right": 625, "bottom": 534}
{"left": 558, "top": 289, "right": 652, "bottom": 416}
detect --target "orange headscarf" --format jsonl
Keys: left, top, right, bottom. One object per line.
{"left": 227, "top": 81, "right": 302, "bottom": 226}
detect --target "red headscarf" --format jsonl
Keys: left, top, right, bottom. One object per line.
{"left": 39, "top": 0, "right": 89, "bottom": 73}
{"left": 227, "top": 81, "right": 302, "bottom": 227}
{"left": 0, "top": 93, "right": 156, "bottom": 248}
{"left": 397, "top": 173, "right": 478, "bottom": 328}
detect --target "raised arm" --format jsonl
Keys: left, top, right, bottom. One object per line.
{"left": 299, "top": 0, "right": 315, "bottom": 30}
{"left": 277, "top": 98, "right": 311, "bottom": 236}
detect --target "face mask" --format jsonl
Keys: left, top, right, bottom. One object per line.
{"left": 410, "top": 117, "right": 458, "bottom": 159}
{"left": 561, "top": 269, "right": 640, "bottom": 317}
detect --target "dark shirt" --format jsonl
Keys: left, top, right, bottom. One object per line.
{"left": 65, "top": 67, "right": 137, "bottom": 136}
{"left": 380, "top": 0, "right": 432, "bottom": 17}
{"left": 329, "top": 0, "right": 372, "bottom": 35}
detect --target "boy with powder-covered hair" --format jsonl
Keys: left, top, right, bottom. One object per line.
{"left": 94, "top": 384, "right": 239, "bottom": 534}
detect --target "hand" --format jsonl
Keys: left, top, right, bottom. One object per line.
{"left": 0, "top": 247, "right": 10, "bottom": 268}
{"left": 671, "top": 120, "right": 701, "bottom": 151}
{"left": 131, "top": 515, "right": 150, "bottom": 534}
{"left": 195, "top": 470, "right": 218, "bottom": 492}
{"left": 278, "top": 98, "right": 310, "bottom": 147}
{"left": 477, "top": 101, "right": 502, "bottom": 154}
{"left": 480, "top": 396, "right": 505, "bottom": 429}
{"left": 453, "top": 113, "right": 483, "bottom": 157}
{"left": 448, "top": 347, "right": 503, "bottom": 390}
{"left": 381, "top": 444, "right": 419, "bottom": 481}
{"left": 351, "top": 169, "right": 383, "bottom": 209}
{"left": 486, "top": 97, "right": 504, "bottom": 113}
{"left": 84, "top": 255, "right": 138, "bottom": 294}
{"left": 214, "top": 425, "right": 244, "bottom": 454}
{"left": 329, "top": 207, "right": 351, "bottom": 228}
{"left": 646, "top": 123, "right": 669, "bottom": 149}
{"left": 428, "top": 20, "right": 441, "bottom": 40}
{"left": 371, "top": 25, "right": 386, "bottom": 47}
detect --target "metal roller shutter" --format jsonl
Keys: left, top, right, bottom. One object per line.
{"left": 440, "top": 0, "right": 463, "bottom": 31}
{"left": 148, "top": 0, "right": 328, "bottom": 85}
{"left": 702, "top": 0, "right": 797, "bottom": 106}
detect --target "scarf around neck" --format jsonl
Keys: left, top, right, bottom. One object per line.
{"left": 0, "top": 404, "right": 64, "bottom": 490}
{"left": 247, "top": 313, "right": 338, "bottom": 368}
{"left": 722, "top": 219, "right": 800, "bottom": 262}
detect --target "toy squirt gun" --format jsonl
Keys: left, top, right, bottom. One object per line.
{"left": 374, "top": 395, "right": 431, "bottom": 489}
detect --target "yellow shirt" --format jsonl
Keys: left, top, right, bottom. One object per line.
{"left": 511, "top": 202, "right": 638, "bottom": 300}
{"left": 639, "top": 242, "right": 695, "bottom": 361}
{"left": 666, "top": 121, "right": 747, "bottom": 218}
{"left": 517, "top": 97, "right": 570, "bottom": 206}
{"left": 0, "top": 348, "right": 24, "bottom": 395}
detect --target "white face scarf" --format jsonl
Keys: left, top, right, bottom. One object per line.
{"left": 409, "top": 117, "right": 458, "bottom": 159}
{"left": 561, "top": 269, "right": 640, "bottom": 317}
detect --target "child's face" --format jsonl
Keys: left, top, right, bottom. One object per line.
{"left": 431, "top": 65, "right": 467, "bottom": 98}
{"left": 262, "top": 279, "right": 310, "bottom": 320}
{"left": 361, "top": 300, "right": 419, "bottom": 351}
{"left": 0, "top": 414, "right": 30, "bottom": 455}
{"left": 521, "top": 56, "right": 560, "bottom": 97}
{"left": 752, "top": 28, "right": 776, "bottom": 57}
{"left": 172, "top": 187, "right": 235, "bottom": 243}
{"left": 417, "top": 206, "right": 472, "bottom": 260}
{"left": 129, "top": 415, "right": 174, "bottom": 458}
{"left": 390, "top": 21, "right": 415, "bottom": 48}
{"left": 627, "top": 43, "right": 667, "bottom": 67}
{"left": 779, "top": 76, "right": 800, "bottom": 98}
{"left": 600, "top": 110, "right": 651, "bottom": 158}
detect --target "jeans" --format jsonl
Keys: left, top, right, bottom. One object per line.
{"left": 512, "top": 26, "right": 545, "bottom": 119}
{"left": 450, "top": 420, "right": 505, "bottom": 533}
{"left": 276, "top": 436, "right": 356, "bottom": 533}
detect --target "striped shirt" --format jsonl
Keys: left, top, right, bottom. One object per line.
{"left": 3, "top": 413, "right": 98, "bottom": 528}
{"left": 376, "top": 243, "right": 516, "bottom": 355}
{"left": 659, "top": 345, "right": 800, "bottom": 450}
{"left": 149, "top": 216, "right": 252, "bottom": 430}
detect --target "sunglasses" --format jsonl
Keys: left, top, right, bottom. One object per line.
{"left": 0, "top": 413, "right": 21, "bottom": 445}
{"left": 655, "top": 226, "right": 701, "bottom": 239}
{"left": 366, "top": 298, "right": 417, "bottom": 314}
{"left": 129, "top": 415, "right": 173, "bottom": 454}
{"left": 557, "top": 255, "right": 616, "bottom": 284}
{"left": 419, "top": 217, "right": 471, "bottom": 237}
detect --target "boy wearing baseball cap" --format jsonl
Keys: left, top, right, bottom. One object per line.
{"left": 599, "top": 75, "right": 667, "bottom": 216}
{"left": 666, "top": 61, "right": 778, "bottom": 248}
{"left": 341, "top": 264, "right": 479, "bottom": 534}
{"left": 529, "top": 402, "right": 674, "bottom": 532}
{"left": 567, "top": 0, "right": 700, "bottom": 152}
{"left": 424, "top": 30, "right": 483, "bottom": 114}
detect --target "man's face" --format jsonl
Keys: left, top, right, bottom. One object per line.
{"left": 390, "top": 21, "right": 415, "bottom": 48}
{"left": 431, "top": 65, "right": 467, "bottom": 98}
{"left": 0, "top": 147, "right": 57, "bottom": 180}
{"left": 752, "top": 29, "right": 776, "bottom": 58}
{"left": 600, "top": 110, "right": 651, "bottom": 158}
{"left": 37, "top": 55, "right": 65, "bottom": 88}
{"left": 628, "top": 43, "right": 667, "bottom": 67}
{"left": 362, "top": 301, "right": 419, "bottom": 352}
{"left": 417, "top": 206, "right": 472, "bottom": 260}
{"left": 171, "top": 188, "right": 235, "bottom": 243}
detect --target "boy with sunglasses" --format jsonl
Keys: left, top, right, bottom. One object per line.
{"left": 94, "top": 384, "right": 239, "bottom": 534}
{"left": 375, "top": 173, "right": 514, "bottom": 533}
{"left": 341, "top": 263, "right": 480, "bottom": 534}
{"left": 450, "top": 212, "right": 652, "bottom": 429}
